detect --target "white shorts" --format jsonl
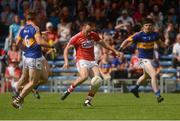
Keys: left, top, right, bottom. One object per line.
{"left": 76, "top": 60, "right": 98, "bottom": 72}
{"left": 138, "top": 58, "right": 153, "bottom": 70}
{"left": 23, "top": 56, "right": 45, "bottom": 70}
{"left": 11, "top": 80, "right": 17, "bottom": 89}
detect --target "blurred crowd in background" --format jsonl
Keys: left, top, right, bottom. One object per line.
{"left": 0, "top": 0, "right": 180, "bottom": 92}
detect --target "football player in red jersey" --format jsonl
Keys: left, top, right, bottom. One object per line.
{"left": 61, "top": 22, "right": 120, "bottom": 107}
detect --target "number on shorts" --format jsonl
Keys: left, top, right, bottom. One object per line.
{"left": 36, "top": 61, "right": 42, "bottom": 70}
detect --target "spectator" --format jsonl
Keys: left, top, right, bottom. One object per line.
{"left": 110, "top": 55, "right": 128, "bottom": 79}
{"left": 32, "top": 0, "right": 47, "bottom": 12}
{"left": 172, "top": 33, "right": 180, "bottom": 68}
{"left": 57, "top": 17, "right": 71, "bottom": 44}
{"left": 60, "top": 6, "right": 73, "bottom": 23}
{"left": 106, "top": 1, "right": 119, "bottom": 23}
{"left": 48, "top": 10, "right": 59, "bottom": 29}
{"left": 165, "top": 7, "right": 178, "bottom": 27}
{"left": 5, "top": 59, "right": 21, "bottom": 93}
{"left": 4, "top": 15, "right": 21, "bottom": 51}
{"left": 164, "top": 22, "right": 178, "bottom": 49}
{"left": 88, "top": 8, "right": 106, "bottom": 29}
{"left": 34, "top": 1, "right": 47, "bottom": 31}
{"left": 7, "top": 42, "right": 21, "bottom": 63}
{"left": 133, "top": 2, "right": 147, "bottom": 23}
{"left": 17, "top": 0, "right": 30, "bottom": 20}
{"left": 116, "top": 9, "right": 134, "bottom": 27}
{"left": 102, "top": 21, "right": 116, "bottom": 37}
{"left": 99, "top": 53, "right": 111, "bottom": 85}
{"left": 42, "top": 22, "right": 59, "bottom": 60}
{"left": 75, "top": 0, "right": 86, "bottom": 14}
{"left": 0, "top": 4, "right": 15, "bottom": 26}
{"left": 129, "top": 49, "right": 143, "bottom": 79}
{"left": 73, "top": 9, "right": 88, "bottom": 34}
{"left": 0, "top": 48, "right": 6, "bottom": 80}
{"left": 150, "top": 4, "right": 164, "bottom": 29}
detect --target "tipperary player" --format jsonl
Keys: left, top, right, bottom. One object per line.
{"left": 12, "top": 10, "right": 54, "bottom": 109}
{"left": 119, "top": 18, "right": 166, "bottom": 103}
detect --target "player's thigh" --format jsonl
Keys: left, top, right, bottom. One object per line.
{"left": 17, "top": 68, "right": 29, "bottom": 86}
{"left": 143, "top": 60, "right": 156, "bottom": 78}
{"left": 90, "top": 66, "right": 101, "bottom": 77}
{"left": 42, "top": 57, "right": 50, "bottom": 75}
{"left": 28, "top": 68, "right": 41, "bottom": 83}
{"left": 78, "top": 67, "right": 89, "bottom": 80}
{"left": 76, "top": 60, "right": 90, "bottom": 78}
{"left": 40, "top": 65, "right": 48, "bottom": 82}
{"left": 141, "top": 69, "right": 150, "bottom": 80}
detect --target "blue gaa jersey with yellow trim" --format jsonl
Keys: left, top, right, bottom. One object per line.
{"left": 17, "top": 24, "right": 42, "bottom": 58}
{"left": 128, "top": 31, "right": 159, "bottom": 59}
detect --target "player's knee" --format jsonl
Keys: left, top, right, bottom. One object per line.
{"left": 29, "top": 80, "right": 39, "bottom": 86}
{"left": 29, "top": 77, "right": 39, "bottom": 85}
{"left": 149, "top": 73, "right": 157, "bottom": 80}
{"left": 80, "top": 75, "right": 89, "bottom": 81}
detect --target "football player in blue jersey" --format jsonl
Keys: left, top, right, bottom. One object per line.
{"left": 119, "top": 18, "right": 167, "bottom": 103}
{"left": 12, "top": 10, "right": 54, "bottom": 109}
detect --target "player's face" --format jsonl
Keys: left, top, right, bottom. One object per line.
{"left": 83, "top": 25, "right": 92, "bottom": 36}
{"left": 143, "top": 23, "right": 153, "bottom": 33}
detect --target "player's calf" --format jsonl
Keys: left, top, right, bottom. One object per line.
{"left": 84, "top": 76, "right": 103, "bottom": 107}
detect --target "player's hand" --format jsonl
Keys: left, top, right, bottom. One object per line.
{"left": 62, "top": 63, "right": 69, "bottom": 69}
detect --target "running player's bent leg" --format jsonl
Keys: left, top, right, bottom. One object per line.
{"left": 61, "top": 67, "right": 89, "bottom": 100}
{"left": 19, "top": 68, "right": 40, "bottom": 98}
{"left": 12, "top": 68, "right": 40, "bottom": 109}
{"left": 144, "top": 61, "right": 164, "bottom": 102}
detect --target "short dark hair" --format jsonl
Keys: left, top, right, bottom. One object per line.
{"left": 82, "top": 21, "right": 94, "bottom": 27}
{"left": 142, "top": 18, "right": 154, "bottom": 25}
{"left": 26, "top": 10, "right": 36, "bottom": 20}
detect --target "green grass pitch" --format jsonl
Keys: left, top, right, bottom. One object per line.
{"left": 0, "top": 92, "right": 180, "bottom": 120}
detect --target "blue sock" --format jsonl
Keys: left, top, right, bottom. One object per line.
{"left": 135, "top": 84, "right": 139, "bottom": 90}
{"left": 155, "top": 90, "right": 161, "bottom": 97}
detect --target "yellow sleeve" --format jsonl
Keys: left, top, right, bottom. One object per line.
{"left": 16, "top": 35, "right": 23, "bottom": 46}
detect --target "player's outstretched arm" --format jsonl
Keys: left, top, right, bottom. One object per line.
{"left": 98, "top": 40, "right": 120, "bottom": 56}
{"left": 63, "top": 43, "right": 74, "bottom": 69}
{"left": 118, "top": 38, "right": 132, "bottom": 52}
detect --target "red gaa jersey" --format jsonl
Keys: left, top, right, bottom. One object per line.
{"left": 69, "top": 31, "right": 100, "bottom": 61}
